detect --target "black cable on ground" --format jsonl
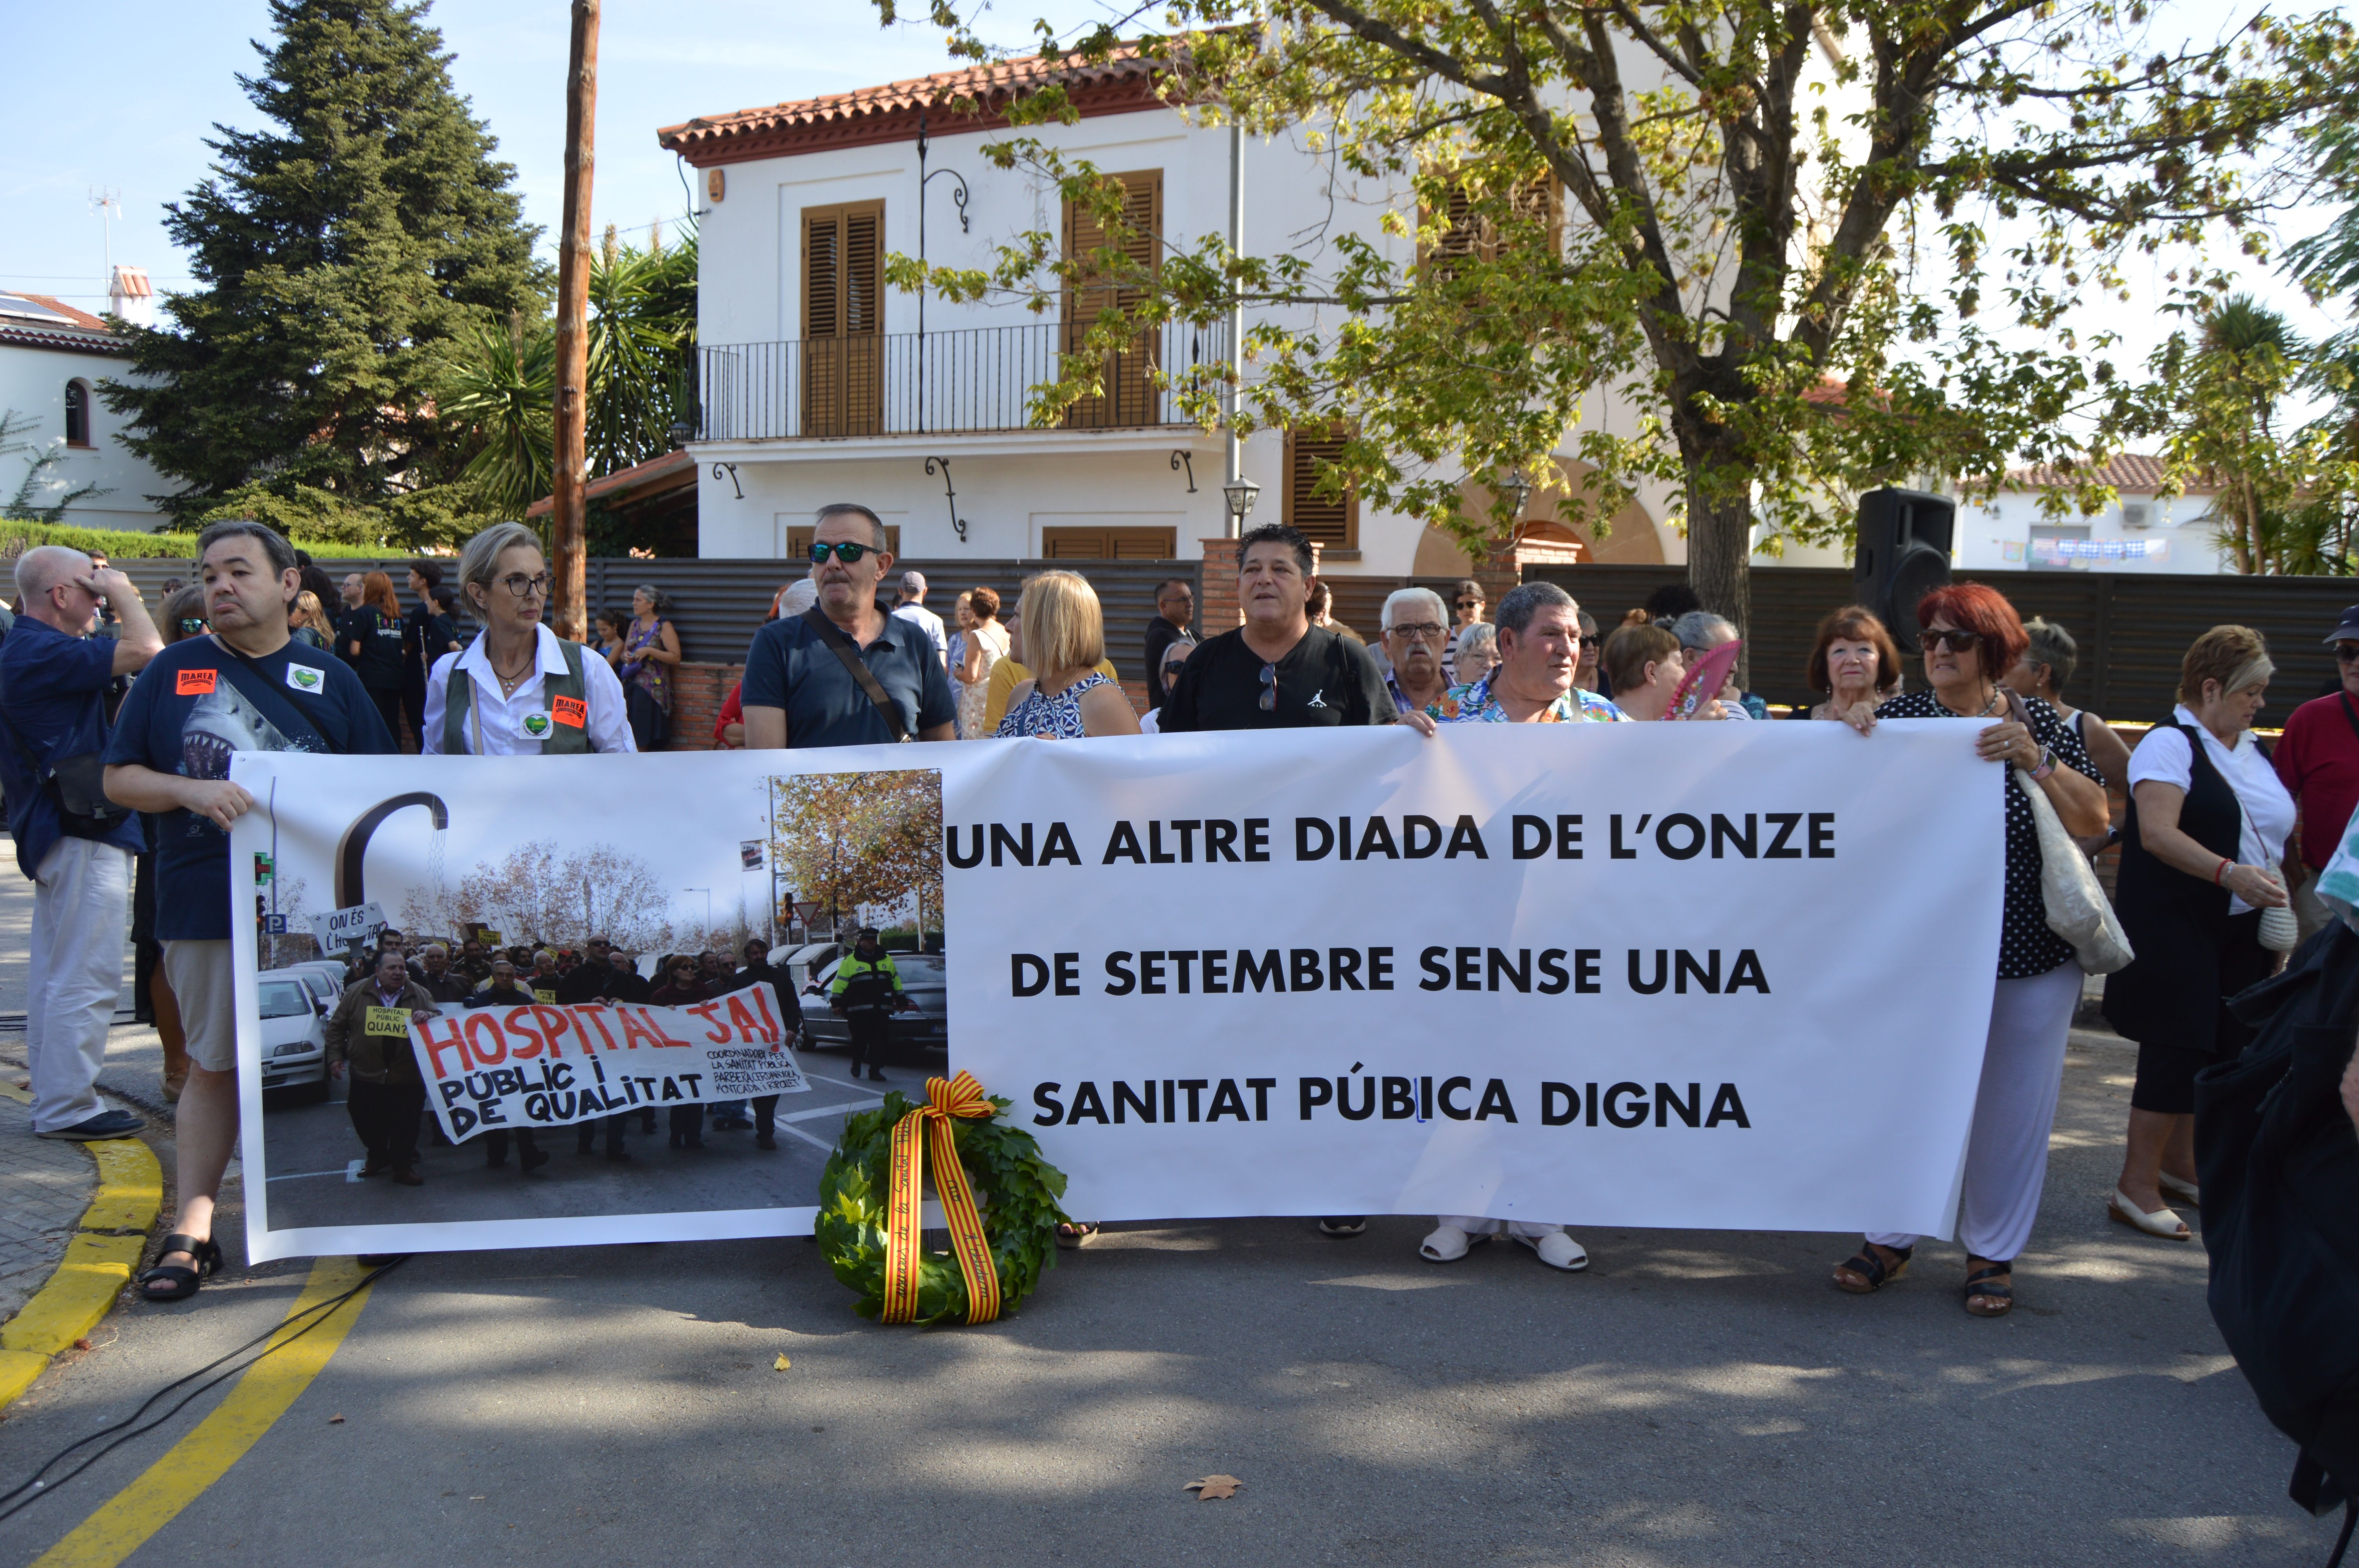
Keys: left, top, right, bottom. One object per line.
{"left": 0, "top": 1255, "right": 404, "bottom": 1523}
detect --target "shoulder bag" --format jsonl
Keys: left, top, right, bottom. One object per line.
{"left": 0, "top": 661, "right": 130, "bottom": 840}
{"left": 800, "top": 608, "right": 912, "bottom": 743}
{"left": 2010, "top": 691, "right": 2133, "bottom": 974}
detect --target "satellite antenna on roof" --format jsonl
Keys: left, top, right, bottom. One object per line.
{"left": 89, "top": 187, "right": 121, "bottom": 294}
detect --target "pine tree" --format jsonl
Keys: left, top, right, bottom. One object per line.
{"left": 103, "top": 0, "right": 542, "bottom": 523}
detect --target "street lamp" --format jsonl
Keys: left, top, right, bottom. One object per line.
{"left": 1497, "top": 470, "right": 1532, "bottom": 521}
{"left": 1222, "top": 475, "right": 1260, "bottom": 532}
{"left": 668, "top": 418, "right": 694, "bottom": 450}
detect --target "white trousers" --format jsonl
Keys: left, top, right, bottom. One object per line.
{"left": 27, "top": 837, "right": 131, "bottom": 1133}
{"left": 1869, "top": 960, "right": 2081, "bottom": 1263}
{"left": 1438, "top": 1217, "right": 1568, "bottom": 1239}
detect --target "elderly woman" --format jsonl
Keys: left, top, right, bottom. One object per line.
{"left": 1805, "top": 605, "right": 1901, "bottom": 725}
{"left": 1670, "top": 610, "right": 1763, "bottom": 718}
{"left": 1599, "top": 623, "right": 1726, "bottom": 721}
{"left": 1830, "top": 583, "right": 2110, "bottom": 1316}
{"left": 422, "top": 522, "right": 634, "bottom": 756}
{"left": 995, "top": 572, "right": 1141, "bottom": 741}
{"left": 1451, "top": 622, "right": 1500, "bottom": 688}
{"left": 2001, "top": 617, "right": 2134, "bottom": 789}
{"left": 2101, "top": 625, "right": 2294, "bottom": 1240}
{"left": 619, "top": 584, "right": 681, "bottom": 751}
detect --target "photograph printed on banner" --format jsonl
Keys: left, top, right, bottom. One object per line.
{"left": 233, "top": 755, "right": 945, "bottom": 1252}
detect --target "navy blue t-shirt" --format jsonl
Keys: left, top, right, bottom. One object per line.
{"left": 104, "top": 635, "right": 396, "bottom": 940}
{"left": 740, "top": 612, "right": 956, "bottom": 748}
{"left": 0, "top": 617, "right": 144, "bottom": 877}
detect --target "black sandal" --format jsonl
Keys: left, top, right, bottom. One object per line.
{"left": 1963, "top": 1263, "right": 2014, "bottom": 1317}
{"left": 138, "top": 1233, "right": 223, "bottom": 1303}
{"left": 1832, "top": 1242, "right": 1912, "bottom": 1294}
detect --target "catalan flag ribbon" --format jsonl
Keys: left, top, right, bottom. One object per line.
{"left": 879, "top": 1071, "right": 1003, "bottom": 1325}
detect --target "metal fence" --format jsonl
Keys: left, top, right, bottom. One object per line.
{"left": 114, "top": 555, "right": 1206, "bottom": 671}
{"left": 698, "top": 318, "right": 1230, "bottom": 443}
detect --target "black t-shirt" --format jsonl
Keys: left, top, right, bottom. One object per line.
{"left": 339, "top": 607, "right": 405, "bottom": 689}
{"left": 1158, "top": 624, "right": 1394, "bottom": 733}
{"left": 102, "top": 635, "right": 397, "bottom": 941}
{"left": 403, "top": 603, "right": 457, "bottom": 681}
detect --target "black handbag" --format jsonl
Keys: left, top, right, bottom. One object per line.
{"left": 0, "top": 666, "right": 131, "bottom": 840}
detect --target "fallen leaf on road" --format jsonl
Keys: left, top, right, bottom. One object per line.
{"left": 774, "top": 1355, "right": 791, "bottom": 1371}
{"left": 328, "top": 1414, "right": 345, "bottom": 1424}
{"left": 1185, "top": 1475, "right": 1243, "bottom": 1501}
{"left": 73, "top": 1338, "right": 92, "bottom": 1352}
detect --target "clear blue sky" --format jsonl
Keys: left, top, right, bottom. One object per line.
{"left": 0, "top": 0, "right": 2339, "bottom": 413}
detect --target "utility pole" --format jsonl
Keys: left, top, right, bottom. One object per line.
{"left": 1225, "top": 117, "right": 1245, "bottom": 535}
{"left": 551, "top": 0, "right": 600, "bottom": 641}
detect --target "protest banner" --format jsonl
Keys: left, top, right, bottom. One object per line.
{"left": 227, "top": 720, "right": 2003, "bottom": 1261}
{"left": 412, "top": 990, "right": 810, "bottom": 1140}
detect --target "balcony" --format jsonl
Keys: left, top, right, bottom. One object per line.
{"left": 695, "top": 318, "right": 1229, "bottom": 444}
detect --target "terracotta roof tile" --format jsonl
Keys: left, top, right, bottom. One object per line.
{"left": 2001, "top": 453, "right": 2213, "bottom": 495}
{"left": 0, "top": 292, "right": 125, "bottom": 355}
{"left": 525, "top": 448, "right": 696, "bottom": 519}
{"left": 658, "top": 45, "right": 1165, "bottom": 165}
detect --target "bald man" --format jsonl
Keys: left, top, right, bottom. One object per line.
{"left": 0, "top": 546, "right": 161, "bottom": 1140}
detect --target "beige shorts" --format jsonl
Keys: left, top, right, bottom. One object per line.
{"left": 162, "top": 939, "right": 239, "bottom": 1074}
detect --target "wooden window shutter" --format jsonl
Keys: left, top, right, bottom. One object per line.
{"left": 801, "top": 200, "right": 883, "bottom": 437}
{"left": 1061, "top": 170, "right": 1163, "bottom": 427}
{"left": 1421, "top": 176, "right": 1558, "bottom": 276}
{"left": 844, "top": 207, "right": 881, "bottom": 334}
{"left": 1285, "top": 427, "right": 1358, "bottom": 550}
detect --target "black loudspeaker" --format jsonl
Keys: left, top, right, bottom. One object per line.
{"left": 1852, "top": 487, "right": 1955, "bottom": 653}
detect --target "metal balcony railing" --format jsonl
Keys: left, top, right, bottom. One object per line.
{"left": 696, "top": 318, "right": 1229, "bottom": 442}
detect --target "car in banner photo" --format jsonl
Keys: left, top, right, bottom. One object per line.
{"left": 797, "top": 950, "right": 947, "bottom": 1065}
{"left": 256, "top": 970, "right": 331, "bottom": 1101}
{"left": 284, "top": 963, "right": 344, "bottom": 1014}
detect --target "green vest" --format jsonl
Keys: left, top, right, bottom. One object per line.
{"left": 442, "top": 636, "right": 594, "bottom": 755}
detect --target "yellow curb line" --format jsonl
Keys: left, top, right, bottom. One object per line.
{"left": 0, "top": 1083, "right": 166, "bottom": 1412}
{"left": 31, "top": 1258, "right": 373, "bottom": 1568}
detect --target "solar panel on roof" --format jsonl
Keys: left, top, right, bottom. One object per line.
{"left": 0, "top": 294, "right": 81, "bottom": 326}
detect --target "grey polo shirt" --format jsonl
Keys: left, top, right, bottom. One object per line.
{"left": 740, "top": 610, "right": 957, "bottom": 748}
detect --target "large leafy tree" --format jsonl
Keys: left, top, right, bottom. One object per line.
{"left": 887, "top": 2, "right": 2357, "bottom": 630}
{"left": 2150, "top": 295, "right": 2326, "bottom": 573}
{"left": 102, "top": 0, "right": 542, "bottom": 527}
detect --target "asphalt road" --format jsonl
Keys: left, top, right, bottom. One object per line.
{"left": 0, "top": 1023, "right": 2343, "bottom": 1567}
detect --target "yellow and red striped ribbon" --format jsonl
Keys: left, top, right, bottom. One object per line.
{"left": 880, "top": 1070, "right": 1003, "bottom": 1325}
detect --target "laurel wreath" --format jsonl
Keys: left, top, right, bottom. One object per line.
{"left": 816, "top": 1091, "right": 1069, "bottom": 1324}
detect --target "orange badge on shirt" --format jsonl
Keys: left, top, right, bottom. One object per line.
{"left": 176, "top": 668, "right": 218, "bottom": 696}
{"left": 551, "top": 695, "right": 587, "bottom": 728}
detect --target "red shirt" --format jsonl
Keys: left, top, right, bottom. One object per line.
{"left": 713, "top": 681, "right": 743, "bottom": 748}
{"left": 2273, "top": 690, "right": 2359, "bottom": 868}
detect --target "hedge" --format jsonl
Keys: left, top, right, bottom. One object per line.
{"left": 0, "top": 520, "right": 394, "bottom": 561}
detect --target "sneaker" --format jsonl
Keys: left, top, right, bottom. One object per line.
{"left": 1317, "top": 1217, "right": 1367, "bottom": 1238}
{"left": 1513, "top": 1230, "right": 1589, "bottom": 1272}
{"left": 38, "top": 1109, "right": 141, "bottom": 1141}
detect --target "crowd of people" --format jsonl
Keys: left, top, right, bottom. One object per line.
{"left": 7, "top": 504, "right": 2359, "bottom": 1317}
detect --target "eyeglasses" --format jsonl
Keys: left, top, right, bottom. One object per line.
{"left": 2336, "top": 644, "right": 2359, "bottom": 664}
{"left": 809, "top": 541, "right": 877, "bottom": 565}
{"left": 1388, "top": 622, "right": 1447, "bottom": 643}
{"left": 1579, "top": 634, "right": 1599, "bottom": 649}
{"left": 178, "top": 617, "right": 208, "bottom": 635}
{"left": 1921, "top": 628, "right": 1981, "bottom": 654}
{"left": 1456, "top": 599, "right": 1483, "bottom": 611}
{"left": 1259, "top": 662, "right": 1278, "bottom": 711}
{"left": 499, "top": 572, "right": 554, "bottom": 600}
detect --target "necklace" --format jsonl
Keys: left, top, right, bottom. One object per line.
{"left": 489, "top": 642, "right": 536, "bottom": 697}
{"left": 1937, "top": 684, "right": 2001, "bottom": 719}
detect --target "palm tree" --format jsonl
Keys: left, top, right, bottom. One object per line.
{"left": 438, "top": 316, "right": 554, "bottom": 515}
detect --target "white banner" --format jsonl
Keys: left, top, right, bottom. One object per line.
{"left": 413, "top": 991, "right": 809, "bottom": 1141}
{"left": 228, "top": 721, "right": 2003, "bottom": 1261}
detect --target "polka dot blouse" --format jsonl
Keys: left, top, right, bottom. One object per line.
{"left": 1875, "top": 688, "right": 2104, "bottom": 980}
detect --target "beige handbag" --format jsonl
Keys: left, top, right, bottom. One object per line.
{"left": 2015, "top": 762, "right": 2134, "bottom": 974}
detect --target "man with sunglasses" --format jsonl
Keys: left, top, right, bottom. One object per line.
{"left": 0, "top": 547, "right": 161, "bottom": 1143}
{"left": 1157, "top": 523, "right": 1393, "bottom": 736}
{"left": 2273, "top": 605, "right": 2359, "bottom": 940}
{"left": 742, "top": 503, "right": 956, "bottom": 749}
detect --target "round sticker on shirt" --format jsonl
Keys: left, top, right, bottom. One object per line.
{"left": 285, "top": 664, "right": 324, "bottom": 694}
{"left": 521, "top": 711, "right": 551, "bottom": 738}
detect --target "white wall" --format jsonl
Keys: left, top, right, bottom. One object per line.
{"left": 1956, "top": 490, "right": 2227, "bottom": 575}
{"left": 0, "top": 344, "right": 177, "bottom": 531}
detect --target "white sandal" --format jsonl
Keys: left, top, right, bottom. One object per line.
{"left": 2157, "top": 1172, "right": 2201, "bottom": 1206}
{"left": 1514, "top": 1230, "right": 1590, "bottom": 1272}
{"left": 2106, "top": 1188, "right": 2190, "bottom": 1241}
{"left": 1419, "top": 1224, "right": 1488, "bottom": 1263}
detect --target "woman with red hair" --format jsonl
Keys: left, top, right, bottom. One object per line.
{"left": 1829, "top": 581, "right": 2111, "bottom": 1316}
{"left": 339, "top": 570, "right": 408, "bottom": 743}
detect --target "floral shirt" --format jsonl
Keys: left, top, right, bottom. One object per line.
{"left": 1429, "top": 677, "right": 1628, "bottom": 724}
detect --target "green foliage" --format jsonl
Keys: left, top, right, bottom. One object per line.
{"left": 0, "top": 517, "right": 389, "bottom": 560}
{"left": 815, "top": 1091, "right": 1068, "bottom": 1324}
{"left": 882, "top": 1, "right": 2359, "bottom": 623}
{"left": 1, "top": 411, "right": 109, "bottom": 524}
{"left": 191, "top": 478, "right": 504, "bottom": 552}
{"left": 100, "top": 0, "right": 544, "bottom": 523}
{"left": 439, "top": 316, "right": 554, "bottom": 516}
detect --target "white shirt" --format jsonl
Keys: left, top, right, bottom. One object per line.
{"left": 2126, "top": 702, "right": 2297, "bottom": 912}
{"left": 421, "top": 624, "right": 636, "bottom": 756}
{"left": 893, "top": 601, "right": 949, "bottom": 667}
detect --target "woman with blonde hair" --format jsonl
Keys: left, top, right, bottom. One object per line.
{"left": 956, "top": 585, "right": 1010, "bottom": 739}
{"left": 289, "top": 589, "right": 329, "bottom": 650}
{"left": 994, "top": 572, "right": 1141, "bottom": 740}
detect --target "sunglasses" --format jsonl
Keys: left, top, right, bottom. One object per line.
{"left": 2336, "top": 644, "right": 2359, "bottom": 664}
{"left": 1921, "top": 628, "right": 1981, "bottom": 654}
{"left": 1259, "top": 662, "right": 1278, "bottom": 712}
{"left": 809, "top": 541, "right": 878, "bottom": 565}
{"left": 1579, "top": 634, "right": 1599, "bottom": 649}
{"left": 178, "top": 617, "right": 209, "bottom": 635}
{"left": 1456, "top": 600, "right": 1483, "bottom": 611}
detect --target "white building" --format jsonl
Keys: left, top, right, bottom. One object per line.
{"left": 659, "top": 49, "right": 1723, "bottom": 579}
{"left": 1958, "top": 454, "right": 2226, "bottom": 575}
{"left": 0, "top": 269, "right": 180, "bottom": 532}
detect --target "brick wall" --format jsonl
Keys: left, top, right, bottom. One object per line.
{"left": 665, "top": 662, "right": 744, "bottom": 751}
{"left": 1199, "top": 537, "right": 1241, "bottom": 630}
